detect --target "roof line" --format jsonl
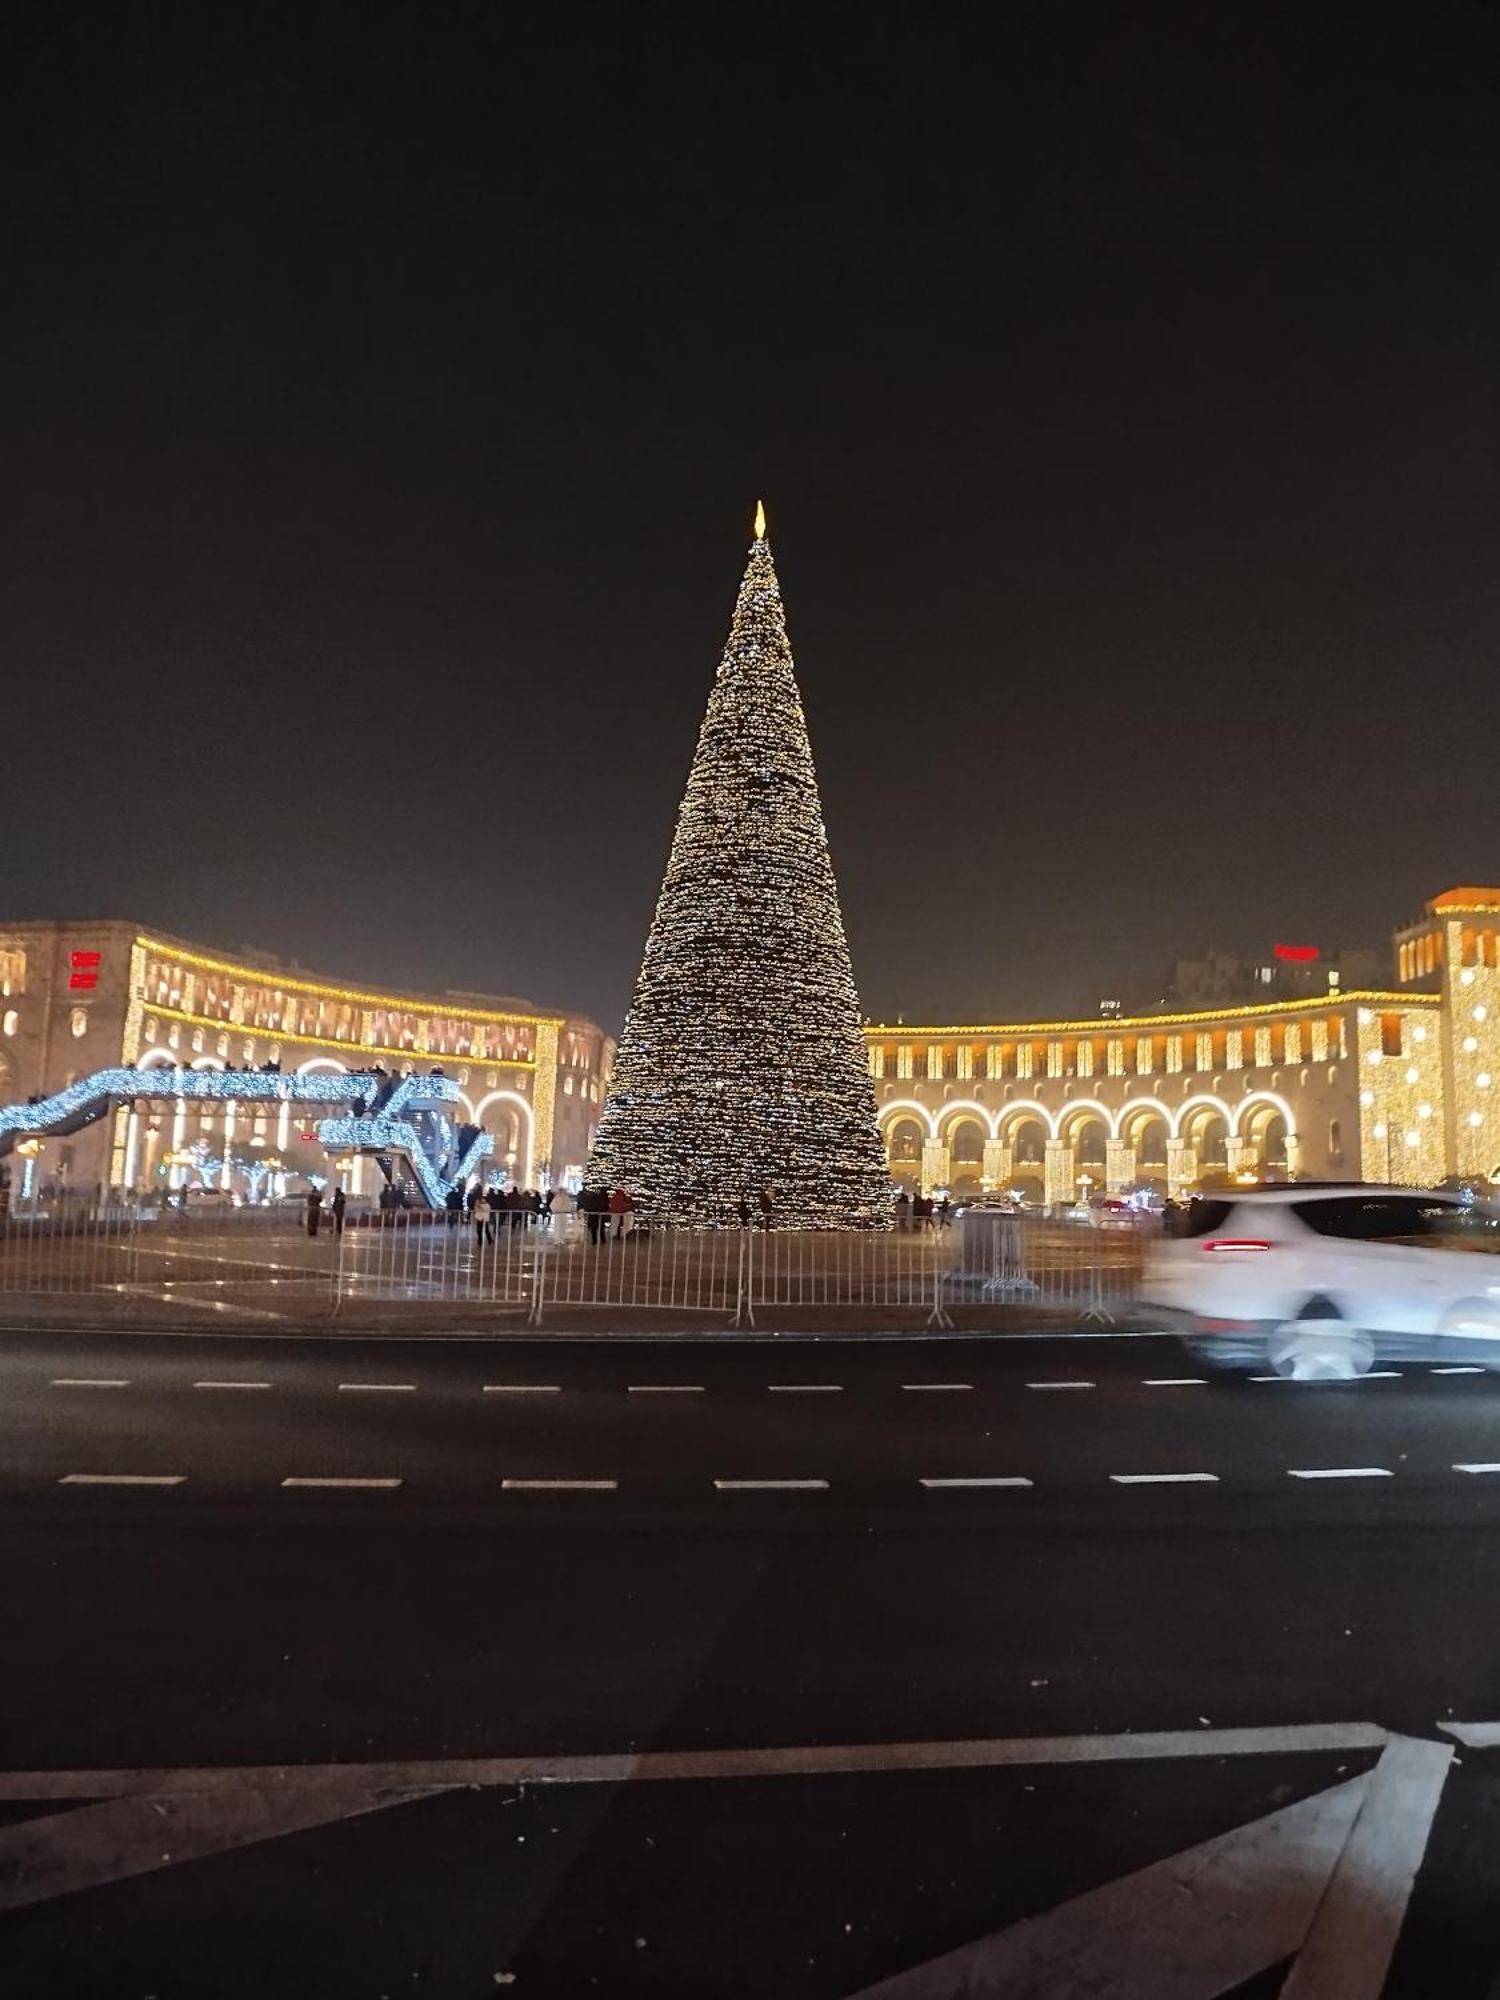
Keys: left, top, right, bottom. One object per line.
{"left": 864, "top": 991, "right": 1441, "bottom": 1035}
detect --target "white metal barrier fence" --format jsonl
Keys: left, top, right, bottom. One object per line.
{"left": 0, "top": 1196, "right": 1148, "bottom": 1326}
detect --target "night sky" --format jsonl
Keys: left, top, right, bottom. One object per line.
{"left": 5, "top": 4, "right": 1498, "bottom": 1032}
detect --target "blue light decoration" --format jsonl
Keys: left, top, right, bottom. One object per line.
{"left": 0, "top": 1066, "right": 493, "bottom": 1208}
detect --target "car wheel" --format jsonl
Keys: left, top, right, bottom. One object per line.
{"left": 1266, "top": 1315, "right": 1375, "bottom": 1381}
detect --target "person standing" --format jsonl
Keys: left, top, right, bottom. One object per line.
{"left": 894, "top": 1190, "right": 911, "bottom": 1231}
{"left": 759, "top": 1186, "right": 775, "bottom": 1231}
{"left": 331, "top": 1186, "right": 347, "bottom": 1237}
{"left": 608, "top": 1186, "right": 630, "bottom": 1241}
{"left": 306, "top": 1187, "right": 323, "bottom": 1238}
{"left": 485, "top": 1181, "right": 503, "bottom": 1241}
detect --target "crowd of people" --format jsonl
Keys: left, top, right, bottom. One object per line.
{"left": 893, "top": 1191, "right": 953, "bottom": 1230}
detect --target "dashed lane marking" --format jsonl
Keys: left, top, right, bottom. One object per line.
{"left": 501, "top": 1478, "right": 617, "bottom": 1491}
{"left": 50, "top": 1379, "right": 130, "bottom": 1389}
{"left": 1287, "top": 1467, "right": 1393, "bottom": 1480}
{"left": 627, "top": 1384, "right": 704, "bottom": 1393}
{"left": 336, "top": 1383, "right": 416, "bottom": 1393}
{"left": 1453, "top": 1464, "right": 1500, "bottom": 1475}
{"left": 768, "top": 1383, "right": 843, "bottom": 1393}
{"left": 714, "top": 1478, "right": 830, "bottom": 1491}
{"left": 1142, "top": 1378, "right": 1207, "bottom": 1387}
{"left": 1110, "top": 1472, "right": 1221, "bottom": 1485}
{"left": 900, "top": 1382, "right": 973, "bottom": 1392}
{"left": 1433, "top": 1366, "right": 1486, "bottom": 1376}
{"left": 1026, "top": 1380, "right": 1096, "bottom": 1391}
{"left": 919, "top": 1476, "right": 1033, "bottom": 1489}
{"left": 281, "top": 1476, "right": 402, "bottom": 1490}
{"left": 193, "top": 1380, "right": 273, "bottom": 1391}
{"left": 482, "top": 1384, "right": 560, "bottom": 1394}
{"left": 60, "top": 1473, "right": 184, "bottom": 1487}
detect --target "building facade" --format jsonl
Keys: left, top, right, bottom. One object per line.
{"left": 866, "top": 887, "right": 1500, "bottom": 1202}
{"left": 0, "top": 921, "right": 613, "bottom": 1198}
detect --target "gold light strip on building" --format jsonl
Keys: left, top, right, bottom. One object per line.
{"left": 862, "top": 991, "right": 1440, "bottom": 1038}
{"left": 138, "top": 1004, "right": 535, "bottom": 1070}
{"left": 134, "top": 935, "right": 564, "bottom": 1029}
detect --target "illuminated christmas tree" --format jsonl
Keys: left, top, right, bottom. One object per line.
{"left": 588, "top": 504, "right": 892, "bottom": 1229}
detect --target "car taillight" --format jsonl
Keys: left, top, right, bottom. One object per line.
{"left": 1201, "top": 1238, "right": 1273, "bottom": 1253}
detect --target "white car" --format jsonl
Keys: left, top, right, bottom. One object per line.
{"left": 1141, "top": 1185, "right": 1500, "bottom": 1378}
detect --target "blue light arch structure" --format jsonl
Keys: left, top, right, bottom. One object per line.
{"left": 0, "top": 1066, "right": 492, "bottom": 1209}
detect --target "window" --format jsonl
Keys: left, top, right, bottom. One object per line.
{"left": 1, "top": 1009, "right": 16, "bottom": 1036}
{"left": 1106, "top": 1040, "right": 1125, "bottom": 1077}
{"left": 896, "top": 1045, "right": 914, "bottom": 1080}
{"left": 926, "top": 1046, "right": 944, "bottom": 1080}
{"left": 1294, "top": 1196, "right": 1499, "bottom": 1248}
{"left": 69, "top": 1007, "right": 88, "bottom": 1038}
{"left": 1226, "top": 1032, "right": 1244, "bottom": 1070}
{"left": 1195, "top": 1032, "right": 1213, "bottom": 1071}
{"left": 1135, "top": 1037, "right": 1153, "bottom": 1075}
{"left": 1284, "top": 1024, "right": 1302, "bottom": 1063}
{"left": 1076, "top": 1041, "right": 1094, "bottom": 1077}
{"left": 869, "top": 1045, "right": 885, "bottom": 1079}
{"left": 956, "top": 1045, "right": 973, "bottom": 1080}
{"left": 1046, "top": 1041, "right": 1063, "bottom": 1078}
{"left": 986, "top": 1045, "right": 1005, "bottom": 1080}
{"left": 1015, "top": 1044, "right": 1034, "bottom": 1079}
{"left": 0, "top": 946, "right": 24, "bottom": 998}
{"left": 1165, "top": 1036, "right": 1183, "bottom": 1074}
{"left": 1254, "top": 1027, "right": 1272, "bottom": 1067}
{"left": 1328, "top": 1118, "right": 1343, "bottom": 1160}
{"left": 1380, "top": 1013, "right": 1404, "bottom": 1058}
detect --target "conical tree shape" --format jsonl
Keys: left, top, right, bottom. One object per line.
{"left": 589, "top": 513, "right": 892, "bottom": 1228}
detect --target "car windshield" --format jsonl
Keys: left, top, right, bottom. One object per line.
{"left": 1293, "top": 1195, "right": 1500, "bottom": 1250}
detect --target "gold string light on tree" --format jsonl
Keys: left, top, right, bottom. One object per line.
{"left": 587, "top": 504, "right": 893, "bottom": 1228}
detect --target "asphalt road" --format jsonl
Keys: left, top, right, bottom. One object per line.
{"left": 6, "top": 1323, "right": 1500, "bottom": 1996}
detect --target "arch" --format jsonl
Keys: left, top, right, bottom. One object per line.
{"left": 189, "top": 1056, "right": 226, "bottom": 1072}
{"left": 1054, "top": 1098, "right": 1119, "bottom": 1143}
{"left": 473, "top": 1088, "right": 535, "bottom": 1185}
{"left": 992, "top": 1098, "right": 1058, "bottom": 1144}
{"left": 1233, "top": 1090, "right": 1299, "bottom": 1139}
{"left": 296, "top": 1056, "right": 348, "bottom": 1077}
{"left": 934, "top": 1098, "right": 996, "bottom": 1141}
{"left": 1172, "top": 1093, "right": 1235, "bottom": 1140}
{"left": 137, "top": 1049, "right": 177, "bottom": 1071}
{"left": 877, "top": 1098, "right": 937, "bottom": 1140}
{"left": 1117, "top": 1098, "right": 1172, "bottom": 1144}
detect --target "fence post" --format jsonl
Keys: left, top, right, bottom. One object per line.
{"left": 527, "top": 1234, "right": 547, "bottom": 1327}
{"left": 1081, "top": 1218, "right": 1113, "bottom": 1326}
{"left": 330, "top": 1215, "right": 344, "bottom": 1319}
{"left": 926, "top": 1229, "right": 954, "bottom": 1331}
{"left": 731, "top": 1227, "right": 754, "bottom": 1329}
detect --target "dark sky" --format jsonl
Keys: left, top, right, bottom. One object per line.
{"left": 5, "top": 3, "right": 1499, "bottom": 1030}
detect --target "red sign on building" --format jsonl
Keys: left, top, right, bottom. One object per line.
{"left": 68, "top": 949, "right": 102, "bottom": 992}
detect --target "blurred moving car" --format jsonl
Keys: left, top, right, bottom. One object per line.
{"left": 1140, "top": 1185, "right": 1500, "bottom": 1378}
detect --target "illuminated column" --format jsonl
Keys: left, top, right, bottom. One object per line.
{"left": 223, "top": 1104, "right": 236, "bottom": 1188}
{"left": 532, "top": 1022, "right": 559, "bottom": 1187}
{"left": 1043, "top": 1139, "right": 1075, "bottom": 1209}
{"left": 123, "top": 1111, "right": 140, "bottom": 1190}
{"left": 1105, "top": 1141, "right": 1136, "bottom": 1194}
{"left": 982, "top": 1139, "right": 1010, "bottom": 1188}
{"left": 1285, "top": 1132, "right": 1303, "bottom": 1180}
{"left": 1166, "top": 1138, "right": 1196, "bottom": 1198}
{"left": 170, "top": 1097, "right": 186, "bottom": 1186}
{"left": 920, "top": 1139, "right": 950, "bottom": 1195}
{"left": 1226, "top": 1135, "right": 1256, "bottom": 1177}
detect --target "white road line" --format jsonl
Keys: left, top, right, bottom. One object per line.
{"left": 193, "top": 1381, "right": 273, "bottom": 1391}
{"left": 59, "top": 1474, "right": 184, "bottom": 1487}
{"left": 1453, "top": 1463, "right": 1500, "bottom": 1475}
{"left": 50, "top": 1379, "right": 130, "bottom": 1389}
{"left": 1287, "top": 1467, "right": 1393, "bottom": 1480}
{"left": 900, "top": 1383, "right": 973, "bottom": 1392}
{"left": 714, "top": 1479, "right": 830, "bottom": 1491}
{"left": 1142, "top": 1378, "right": 1207, "bottom": 1387}
{"left": 337, "top": 1383, "right": 416, "bottom": 1393}
{"left": 1433, "top": 1366, "right": 1486, "bottom": 1376}
{"left": 1366, "top": 1371, "right": 1403, "bottom": 1379}
{"left": 281, "top": 1477, "right": 402, "bottom": 1489}
{"left": 482, "top": 1384, "right": 561, "bottom": 1394}
{"left": 1026, "top": 1381, "right": 1095, "bottom": 1391}
{"left": 627, "top": 1384, "right": 704, "bottom": 1394}
{"left": 1251, "top": 1373, "right": 1401, "bottom": 1384}
{"left": 501, "top": 1478, "right": 617, "bottom": 1491}
{"left": 1110, "top": 1472, "right": 1220, "bottom": 1485}
{"left": 768, "top": 1384, "right": 843, "bottom": 1393}
{"left": 919, "top": 1476, "right": 1033, "bottom": 1489}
